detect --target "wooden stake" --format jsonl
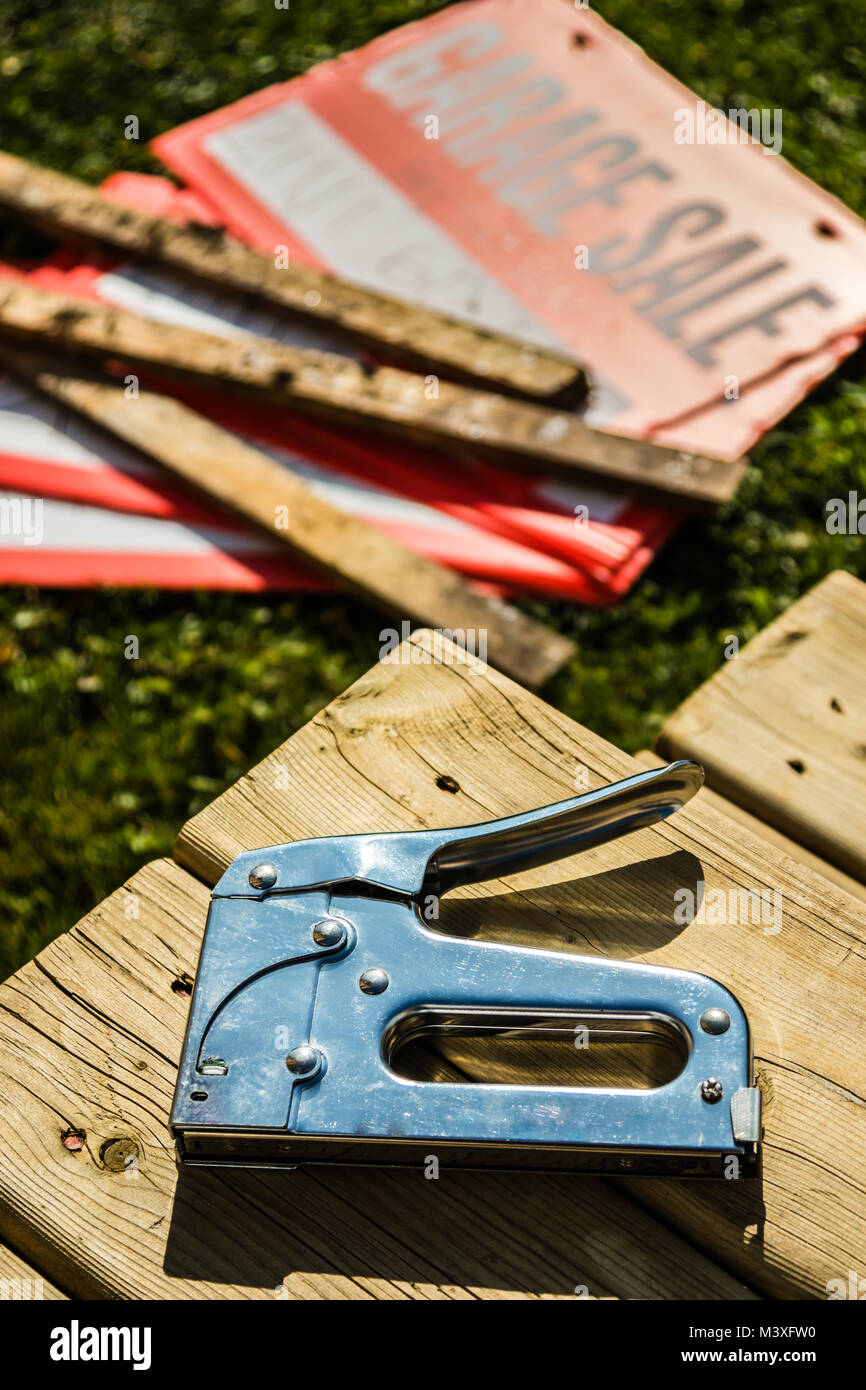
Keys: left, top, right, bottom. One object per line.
{"left": 0, "top": 149, "right": 586, "bottom": 404}
{"left": 0, "top": 279, "right": 748, "bottom": 505}
{"left": 2, "top": 346, "right": 576, "bottom": 689}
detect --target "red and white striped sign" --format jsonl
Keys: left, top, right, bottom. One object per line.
{"left": 1, "top": 171, "right": 676, "bottom": 600}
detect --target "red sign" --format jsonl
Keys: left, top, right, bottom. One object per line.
{"left": 156, "top": 0, "right": 866, "bottom": 460}
{"left": 0, "top": 172, "right": 677, "bottom": 602}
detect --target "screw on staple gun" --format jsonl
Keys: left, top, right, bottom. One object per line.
{"left": 170, "top": 760, "right": 761, "bottom": 1178}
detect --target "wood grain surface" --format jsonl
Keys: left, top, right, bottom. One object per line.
{"left": 2, "top": 627, "right": 862, "bottom": 1299}
{"left": 657, "top": 571, "right": 866, "bottom": 882}
{"left": 0, "top": 1243, "right": 67, "bottom": 1300}
{"left": 635, "top": 749, "right": 866, "bottom": 902}
{"left": 175, "top": 629, "right": 866, "bottom": 1299}
{"left": 0, "top": 859, "right": 753, "bottom": 1299}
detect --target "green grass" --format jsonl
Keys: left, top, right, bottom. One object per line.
{"left": 2, "top": 0, "right": 866, "bottom": 977}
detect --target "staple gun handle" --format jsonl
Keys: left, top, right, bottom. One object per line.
{"left": 427, "top": 760, "right": 703, "bottom": 894}
{"left": 212, "top": 761, "right": 703, "bottom": 901}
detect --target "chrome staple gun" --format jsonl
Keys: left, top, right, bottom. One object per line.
{"left": 171, "top": 760, "right": 761, "bottom": 1177}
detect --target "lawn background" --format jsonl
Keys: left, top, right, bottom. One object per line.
{"left": 1, "top": 0, "right": 865, "bottom": 977}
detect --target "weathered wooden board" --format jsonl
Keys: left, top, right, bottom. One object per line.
{"left": 0, "top": 1243, "right": 66, "bottom": 1300}
{"left": 4, "top": 351, "right": 573, "bottom": 690}
{"left": 0, "top": 858, "right": 753, "bottom": 1300}
{"left": 657, "top": 571, "right": 866, "bottom": 883}
{"left": 0, "top": 149, "right": 588, "bottom": 404}
{"left": 0, "top": 279, "right": 746, "bottom": 505}
{"left": 634, "top": 750, "right": 866, "bottom": 903}
{"left": 175, "top": 629, "right": 866, "bottom": 1299}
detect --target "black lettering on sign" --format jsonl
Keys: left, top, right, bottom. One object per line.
{"left": 364, "top": 21, "right": 839, "bottom": 364}
{"left": 590, "top": 203, "right": 726, "bottom": 275}
{"left": 362, "top": 21, "right": 506, "bottom": 108}
{"left": 498, "top": 134, "right": 643, "bottom": 235}
{"left": 410, "top": 54, "right": 532, "bottom": 127}
{"left": 446, "top": 77, "right": 566, "bottom": 156}
{"left": 613, "top": 237, "right": 764, "bottom": 312}
{"left": 651, "top": 259, "right": 788, "bottom": 340}
{"left": 507, "top": 158, "right": 672, "bottom": 238}
{"left": 686, "top": 287, "right": 837, "bottom": 365}
{"left": 473, "top": 111, "right": 602, "bottom": 182}
{"left": 551, "top": 160, "right": 673, "bottom": 218}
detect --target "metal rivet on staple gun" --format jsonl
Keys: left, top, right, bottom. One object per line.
{"left": 700, "top": 1008, "right": 731, "bottom": 1035}
{"left": 286, "top": 1046, "right": 324, "bottom": 1077}
{"left": 312, "top": 918, "right": 346, "bottom": 947}
{"left": 359, "top": 969, "right": 390, "bottom": 995}
{"left": 170, "top": 760, "right": 762, "bottom": 1179}
{"left": 248, "top": 863, "right": 277, "bottom": 889}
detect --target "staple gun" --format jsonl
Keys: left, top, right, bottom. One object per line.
{"left": 171, "top": 760, "right": 761, "bottom": 1177}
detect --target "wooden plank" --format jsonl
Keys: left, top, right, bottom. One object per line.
{"left": 0, "top": 858, "right": 754, "bottom": 1300}
{"left": 2, "top": 350, "right": 573, "bottom": 690}
{"left": 0, "top": 149, "right": 588, "bottom": 404}
{"left": 0, "top": 278, "right": 746, "bottom": 506}
{"left": 634, "top": 749, "right": 866, "bottom": 902}
{"left": 175, "top": 628, "right": 866, "bottom": 1299}
{"left": 0, "top": 1243, "right": 67, "bottom": 1300}
{"left": 657, "top": 571, "right": 866, "bottom": 882}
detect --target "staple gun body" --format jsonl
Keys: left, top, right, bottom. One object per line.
{"left": 171, "top": 761, "right": 761, "bottom": 1177}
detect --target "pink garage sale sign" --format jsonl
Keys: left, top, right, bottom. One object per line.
{"left": 156, "top": 0, "right": 866, "bottom": 461}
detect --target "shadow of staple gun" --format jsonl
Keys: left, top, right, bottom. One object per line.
{"left": 171, "top": 761, "right": 762, "bottom": 1178}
